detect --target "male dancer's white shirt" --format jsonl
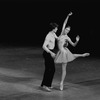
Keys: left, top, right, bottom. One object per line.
{"left": 42, "top": 31, "right": 58, "bottom": 53}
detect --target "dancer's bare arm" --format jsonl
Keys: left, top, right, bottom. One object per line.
{"left": 54, "top": 33, "right": 58, "bottom": 39}
{"left": 42, "top": 38, "right": 56, "bottom": 58}
{"left": 67, "top": 35, "right": 80, "bottom": 47}
{"left": 60, "top": 12, "right": 72, "bottom": 35}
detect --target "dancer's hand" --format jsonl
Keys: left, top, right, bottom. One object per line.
{"left": 50, "top": 52, "right": 56, "bottom": 58}
{"left": 76, "top": 35, "right": 80, "bottom": 42}
{"left": 68, "top": 12, "right": 73, "bottom": 16}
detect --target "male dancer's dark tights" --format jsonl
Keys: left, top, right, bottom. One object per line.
{"left": 41, "top": 50, "right": 55, "bottom": 87}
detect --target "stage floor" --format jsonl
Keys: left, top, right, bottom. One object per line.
{"left": 0, "top": 47, "right": 100, "bottom": 100}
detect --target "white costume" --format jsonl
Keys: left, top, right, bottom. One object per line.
{"left": 55, "top": 35, "right": 75, "bottom": 63}
{"left": 44, "top": 31, "right": 57, "bottom": 50}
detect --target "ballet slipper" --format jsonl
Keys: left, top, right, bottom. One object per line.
{"left": 60, "top": 83, "right": 63, "bottom": 91}
{"left": 83, "top": 53, "right": 90, "bottom": 57}
{"left": 49, "top": 86, "right": 53, "bottom": 89}
{"left": 41, "top": 86, "right": 51, "bottom": 92}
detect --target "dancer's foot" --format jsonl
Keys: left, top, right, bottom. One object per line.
{"left": 49, "top": 86, "right": 53, "bottom": 89}
{"left": 41, "top": 86, "right": 51, "bottom": 92}
{"left": 60, "top": 83, "right": 63, "bottom": 91}
{"left": 82, "top": 53, "right": 90, "bottom": 57}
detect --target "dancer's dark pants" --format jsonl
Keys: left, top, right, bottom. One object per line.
{"left": 41, "top": 50, "right": 55, "bottom": 87}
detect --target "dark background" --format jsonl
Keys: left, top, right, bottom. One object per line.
{"left": 0, "top": 0, "right": 100, "bottom": 57}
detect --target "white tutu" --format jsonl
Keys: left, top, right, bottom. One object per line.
{"left": 54, "top": 48, "right": 75, "bottom": 63}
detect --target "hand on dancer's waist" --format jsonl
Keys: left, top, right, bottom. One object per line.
{"left": 50, "top": 52, "right": 56, "bottom": 58}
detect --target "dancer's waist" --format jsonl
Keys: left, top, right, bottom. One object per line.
{"left": 43, "top": 48, "right": 56, "bottom": 54}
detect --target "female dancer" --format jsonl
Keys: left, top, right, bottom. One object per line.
{"left": 54, "top": 12, "right": 90, "bottom": 91}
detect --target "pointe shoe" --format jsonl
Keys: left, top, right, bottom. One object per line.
{"left": 83, "top": 53, "right": 90, "bottom": 57}
{"left": 60, "top": 83, "right": 63, "bottom": 91}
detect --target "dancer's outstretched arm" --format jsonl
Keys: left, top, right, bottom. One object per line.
{"left": 67, "top": 35, "right": 80, "bottom": 47}
{"left": 60, "top": 12, "right": 72, "bottom": 36}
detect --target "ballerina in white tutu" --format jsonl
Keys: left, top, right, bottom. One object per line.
{"left": 54, "top": 12, "right": 90, "bottom": 91}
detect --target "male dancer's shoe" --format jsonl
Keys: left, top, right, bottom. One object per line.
{"left": 41, "top": 86, "right": 51, "bottom": 92}
{"left": 49, "top": 86, "right": 53, "bottom": 89}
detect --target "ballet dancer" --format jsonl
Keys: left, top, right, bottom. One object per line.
{"left": 54, "top": 12, "right": 90, "bottom": 91}
{"left": 41, "top": 23, "right": 58, "bottom": 92}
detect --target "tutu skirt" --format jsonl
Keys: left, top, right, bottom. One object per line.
{"left": 54, "top": 48, "right": 75, "bottom": 63}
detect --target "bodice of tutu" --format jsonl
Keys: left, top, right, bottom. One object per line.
{"left": 58, "top": 35, "right": 68, "bottom": 51}
{"left": 55, "top": 35, "right": 75, "bottom": 63}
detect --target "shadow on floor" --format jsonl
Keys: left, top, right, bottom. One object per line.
{"left": 76, "top": 79, "right": 100, "bottom": 86}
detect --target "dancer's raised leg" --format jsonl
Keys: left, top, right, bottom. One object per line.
{"left": 74, "top": 53, "right": 90, "bottom": 58}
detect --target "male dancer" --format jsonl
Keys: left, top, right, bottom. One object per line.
{"left": 41, "top": 23, "right": 58, "bottom": 92}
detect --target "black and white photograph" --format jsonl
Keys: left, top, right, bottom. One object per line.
{"left": 0, "top": 0, "right": 100, "bottom": 100}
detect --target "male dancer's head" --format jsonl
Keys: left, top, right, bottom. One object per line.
{"left": 50, "top": 23, "right": 58, "bottom": 33}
